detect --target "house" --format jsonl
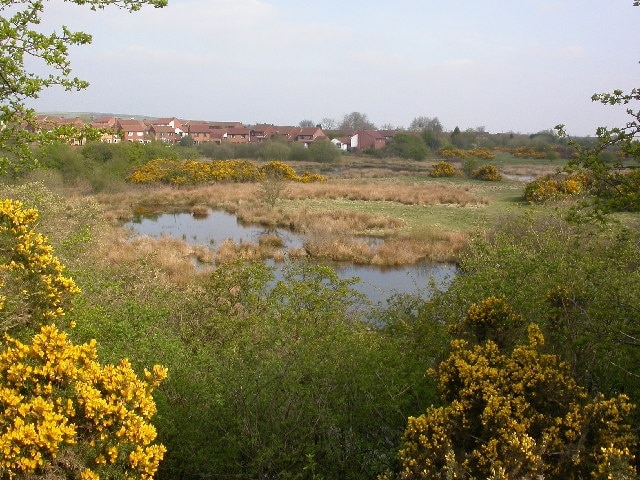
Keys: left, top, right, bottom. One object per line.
{"left": 91, "top": 116, "right": 119, "bottom": 143}
{"left": 350, "top": 130, "right": 386, "bottom": 151}
{"left": 250, "top": 124, "right": 280, "bottom": 143}
{"left": 186, "top": 122, "right": 214, "bottom": 144}
{"left": 150, "top": 117, "right": 186, "bottom": 140}
{"left": 115, "top": 119, "right": 151, "bottom": 143}
{"left": 149, "top": 124, "right": 179, "bottom": 144}
{"left": 331, "top": 137, "right": 351, "bottom": 151}
{"left": 223, "top": 126, "right": 251, "bottom": 144}
{"left": 289, "top": 127, "right": 327, "bottom": 147}
{"left": 30, "top": 115, "right": 89, "bottom": 146}
{"left": 209, "top": 121, "right": 244, "bottom": 130}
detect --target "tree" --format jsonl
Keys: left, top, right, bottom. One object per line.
{"left": 0, "top": 0, "right": 167, "bottom": 175}
{"left": 308, "top": 139, "right": 340, "bottom": 163}
{"left": 385, "top": 299, "right": 637, "bottom": 480}
{"left": 320, "top": 117, "right": 337, "bottom": 130}
{"left": 339, "top": 111, "right": 375, "bottom": 131}
{"left": 298, "top": 119, "right": 315, "bottom": 128}
{"left": 383, "top": 133, "right": 429, "bottom": 160}
{"left": 409, "top": 116, "right": 443, "bottom": 134}
{"left": 554, "top": 2, "right": 640, "bottom": 216}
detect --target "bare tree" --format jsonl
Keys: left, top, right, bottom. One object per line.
{"left": 409, "top": 116, "right": 444, "bottom": 134}
{"left": 339, "top": 112, "right": 375, "bottom": 131}
{"left": 320, "top": 117, "right": 337, "bottom": 130}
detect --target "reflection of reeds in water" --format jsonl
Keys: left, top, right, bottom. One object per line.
{"left": 304, "top": 230, "right": 467, "bottom": 266}
{"left": 190, "top": 205, "right": 209, "bottom": 218}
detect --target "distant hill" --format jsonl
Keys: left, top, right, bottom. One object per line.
{"left": 39, "top": 111, "right": 157, "bottom": 122}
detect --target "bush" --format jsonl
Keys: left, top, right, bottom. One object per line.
{"left": 308, "top": 139, "right": 341, "bottom": 163}
{"left": 471, "top": 164, "right": 502, "bottom": 181}
{"left": 523, "top": 172, "right": 591, "bottom": 203}
{"left": 0, "top": 199, "right": 167, "bottom": 479}
{"left": 429, "top": 161, "right": 460, "bottom": 178}
{"left": 387, "top": 318, "right": 637, "bottom": 480}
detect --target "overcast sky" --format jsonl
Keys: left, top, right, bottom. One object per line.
{"left": 26, "top": 0, "right": 638, "bottom": 135}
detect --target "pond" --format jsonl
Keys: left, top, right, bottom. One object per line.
{"left": 125, "top": 211, "right": 457, "bottom": 306}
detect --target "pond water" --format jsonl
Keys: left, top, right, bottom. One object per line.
{"left": 125, "top": 211, "right": 457, "bottom": 306}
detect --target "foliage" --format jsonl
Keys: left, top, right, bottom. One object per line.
{"left": 383, "top": 133, "right": 429, "bottom": 161}
{"left": 339, "top": 112, "right": 375, "bottom": 131}
{"left": 0, "top": 0, "right": 167, "bottom": 174}
{"left": 259, "top": 160, "right": 298, "bottom": 180}
{"left": 308, "top": 139, "right": 341, "bottom": 163}
{"left": 140, "top": 260, "right": 433, "bottom": 480}
{"left": 263, "top": 141, "right": 291, "bottom": 161}
{"left": 0, "top": 198, "right": 167, "bottom": 478}
{"left": 471, "top": 164, "right": 502, "bottom": 181}
{"left": 426, "top": 212, "right": 640, "bottom": 418}
{"left": 523, "top": 172, "right": 592, "bottom": 203}
{"left": 0, "top": 325, "right": 167, "bottom": 479}
{"left": 495, "top": 145, "right": 557, "bottom": 159}
{"left": 409, "top": 116, "right": 443, "bottom": 134}
{"left": 0, "top": 199, "right": 80, "bottom": 330}
{"left": 429, "top": 161, "right": 461, "bottom": 178}
{"left": 438, "top": 147, "right": 495, "bottom": 160}
{"left": 388, "top": 318, "right": 637, "bottom": 479}
{"left": 126, "top": 158, "right": 326, "bottom": 185}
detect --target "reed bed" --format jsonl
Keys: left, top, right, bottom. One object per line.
{"left": 95, "top": 177, "right": 485, "bottom": 223}
{"left": 91, "top": 176, "right": 482, "bottom": 267}
{"left": 282, "top": 180, "right": 484, "bottom": 206}
{"left": 304, "top": 230, "right": 467, "bottom": 265}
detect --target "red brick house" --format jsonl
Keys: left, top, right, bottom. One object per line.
{"left": 149, "top": 124, "right": 179, "bottom": 144}
{"left": 186, "top": 122, "right": 214, "bottom": 144}
{"left": 115, "top": 119, "right": 151, "bottom": 143}
{"left": 224, "top": 126, "right": 251, "bottom": 143}
{"left": 350, "top": 130, "right": 386, "bottom": 151}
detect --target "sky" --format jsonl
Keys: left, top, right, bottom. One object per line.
{"left": 25, "top": 0, "right": 639, "bottom": 135}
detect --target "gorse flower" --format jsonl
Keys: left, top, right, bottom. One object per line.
{"left": 126, "top": 158, "right": 326, "bottom": 185}
{"left": 0, "top": 199, "right": 168, "bottom": 478}
{"left": 0, "top": 199, "right": 80, "bottom": 328}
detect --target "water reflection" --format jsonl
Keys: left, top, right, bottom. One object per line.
{"left": 128, "top": 210, "right": 304, "bottom": 249}
{"left": 125, "top": 210, "right": 456, "bottom": 305}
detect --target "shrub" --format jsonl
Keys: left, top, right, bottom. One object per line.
{"left": 0, "top": 199, "right": 80, "bottom": 328}
{"left": 258, "top": 161, "right": 298, "bottom": 180}
{"left": 523, "top": 172, "right": 591, "bottom": 203}
{"left": 0, "top": 199, "right": 167, "bottom": 479}
{"left": 388, "top": 321, "right": 637, "bottom": 480}
{"left": 472, "top": 164, "right": 502, "bottom": 181}
{"left": 429, "top": 161, "right": 460, "bottom": 178}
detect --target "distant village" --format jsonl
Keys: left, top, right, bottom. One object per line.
{"left": 32, "top": 115, "right": 398, "bottom": 153}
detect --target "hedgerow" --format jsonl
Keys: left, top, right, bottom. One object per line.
{"left": 126, "top": 159, "right": 326, "bottom": 185}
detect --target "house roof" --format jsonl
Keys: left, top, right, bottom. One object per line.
{"left": 226, "top": 127, "right": 251, "bottom": 135}
{"left": 116, "top": 119, "right": 149, "bottom": 132}
{"left": 150, "top": 125, "right": 176, "bottom": 134}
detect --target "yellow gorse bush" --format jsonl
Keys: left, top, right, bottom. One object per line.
{"left": 429, "top": 161, "right": 461, "bottom": 178}
{"left": 472, "top": 164, "right": 502, "bottom": 181}
{"left": 438, "top": 148, "right": 496, "bottom": 160}
{"left": 0, "top": 199, "right": 80, "bottom": 328}
{"left": 0, "top": 199, "right": 168, "bottom": 479}
{"left": 393, "top": 308, "right": 637, "bottom": 479}
{"left": 0, "top": 325, "right": 167, "bottom": 479}
{"left": 126, "top": 159, "right": 326, "bottom": 185}
{"left": 523, "top": 172, "right": 593, "bottom": 203}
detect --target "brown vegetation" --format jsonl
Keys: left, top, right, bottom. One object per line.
{"left": 89, "top": 173, "right": 485, "bottom": 267}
